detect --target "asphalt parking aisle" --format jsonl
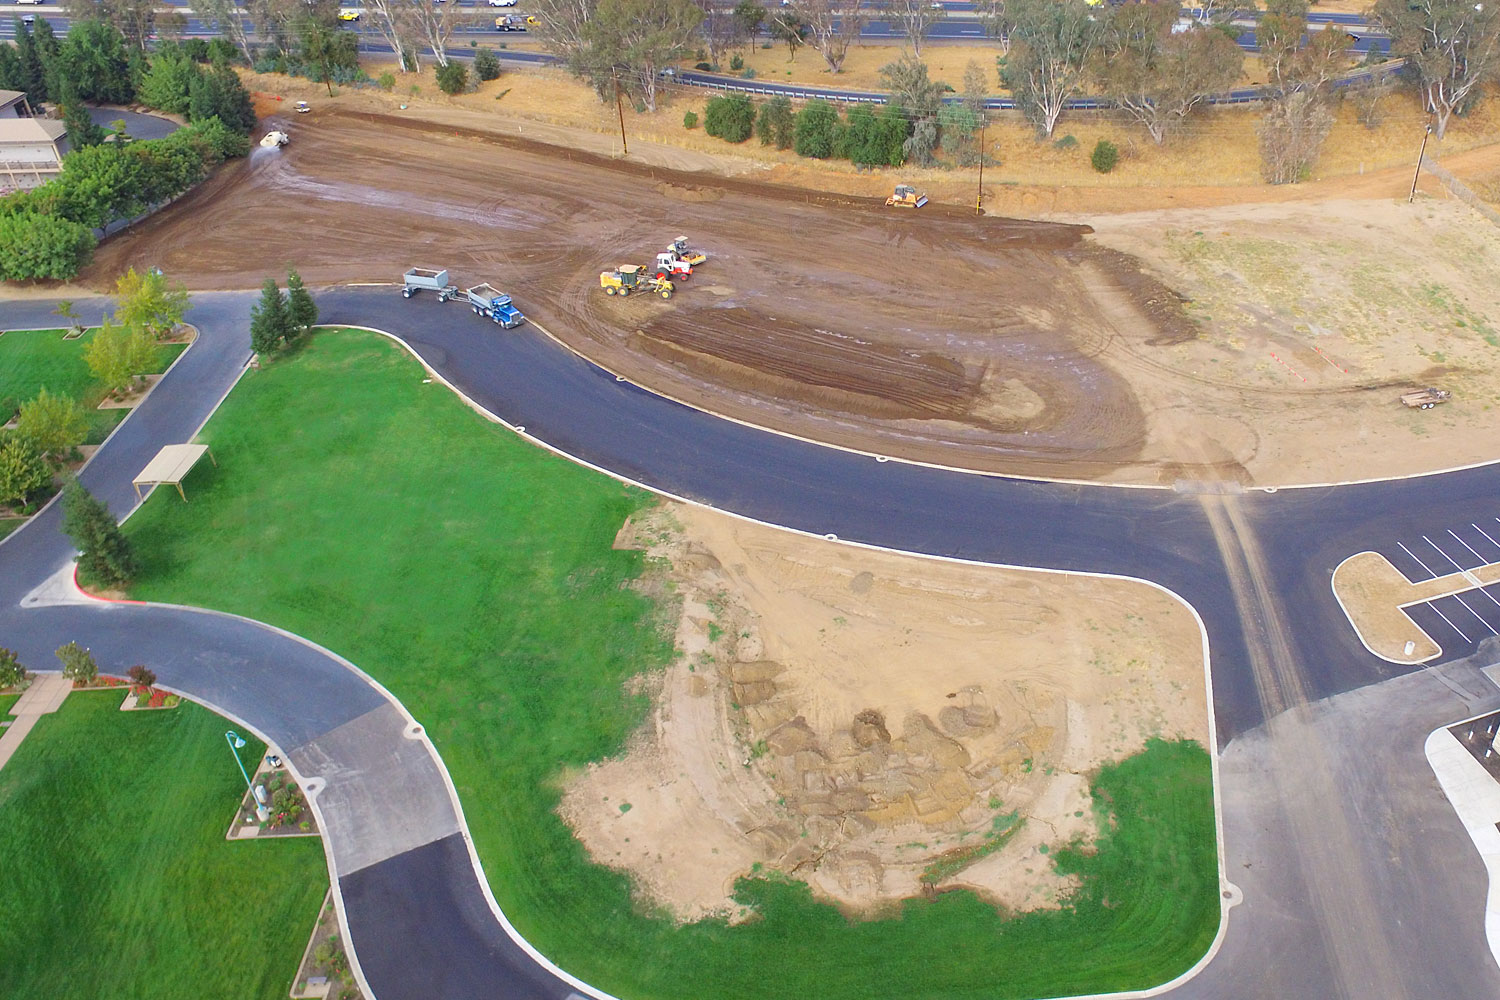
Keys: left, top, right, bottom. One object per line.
{"left": 1378, "top": 518, "right": 1500, "bottom": 658}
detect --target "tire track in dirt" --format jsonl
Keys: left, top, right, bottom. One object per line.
{"left": 1198, "top": 493, "right": 1410, "bottom": 1000}
{"left": 84, "top": 106, "right": 1192, "bottom": 480}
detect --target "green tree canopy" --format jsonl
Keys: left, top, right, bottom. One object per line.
{"left": 250, "top": 277, "right": 290, "bottom": 355}
{"left": 0, "top": 432, "right": 52, "bottom": 508}
{"left": 15, "top": 388, "right": 88, "bottom": 464}
{"left": 62, "top": 479, "right": 137, "bottom": 588}
{"left": 54, "top": 18, "right": 135, "bottom": 104}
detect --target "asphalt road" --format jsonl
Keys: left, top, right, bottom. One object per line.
{"left": 3, "top": 287, "right": 1498, "bottom": 1000}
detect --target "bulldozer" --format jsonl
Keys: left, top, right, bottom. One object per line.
{"left": 886, "top": 184, "right": 928, "bottom": 209}
{"left": 600, "top": 264, "right": 675, "bottom": 300}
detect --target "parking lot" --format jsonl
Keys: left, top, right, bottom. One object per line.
{"left": 1378, "top": 518, "right": 1500, "bottom": 658}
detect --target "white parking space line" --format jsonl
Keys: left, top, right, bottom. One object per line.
{"left": 1425, "top": 536, "right": 1500, "bottom": 624}
{"left": 1448, "top": 530, "right": 1500, "bottom": 609}
{"left": 1451, "top": 528, "right": 1497, "bottom": 564}
{"left": 1399, "top": 540, "right": 1440, "bottom": 579}
{"left": 1477, "top": 522, "right": 1500, "bottom": 552}
{"left": 1426, "top": 601, "right": 1475, "bottom": 644}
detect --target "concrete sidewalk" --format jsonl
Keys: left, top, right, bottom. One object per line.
{"left": 0, "top": 673, "right": 72, "bottom": 774}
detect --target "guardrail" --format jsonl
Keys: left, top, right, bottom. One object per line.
{"left": 667, "top": 59, "right": 1405, "bottom": 111}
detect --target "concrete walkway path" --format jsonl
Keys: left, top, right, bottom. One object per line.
{"left": 0, "top": 673, "right": 72, "bottom": 773}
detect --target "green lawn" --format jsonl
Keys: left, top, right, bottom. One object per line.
{"left": 0, "top": 692, "right": 16, "bottom": 719}
{"left": 0, "top": 326, "right": 187, "bottom": 442}
{"left": 0, "top": 692, "right": 327, "bottom": 1000}
{"left": 123, "top": 331, "right": 1219, "bottom": 1000}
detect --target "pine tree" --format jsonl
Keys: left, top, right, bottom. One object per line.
{"left": 286, "top": 269, "right": 318, "bottom": 337}
{"left": 61, "top": 89, "right": 106, "bottom": 149}
{"left": 249, "top": 277, "right": 290, "bottom": 355}
{"left": 14, "top": 19, "right": 47, "bottom": 104}
{"left": 62, "top": 478, "right": 137, "bottom": 587}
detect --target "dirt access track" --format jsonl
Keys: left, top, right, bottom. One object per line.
{"left": 86, "top": 105, "right": 1500, "bottom": 485}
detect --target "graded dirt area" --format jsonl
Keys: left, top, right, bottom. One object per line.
{"left": 77, "top": 86, "right": 1500, "bottom": 485}
{"left": 558, "top": 504, "right": 1209, "bottom": 921}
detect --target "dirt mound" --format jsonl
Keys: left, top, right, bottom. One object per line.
{"left": 559, "top": 504, "right": 1210, "bottom": 921}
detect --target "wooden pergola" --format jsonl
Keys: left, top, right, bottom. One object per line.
{"left": 132, "top": 444, "right": 217, "bottom": 501}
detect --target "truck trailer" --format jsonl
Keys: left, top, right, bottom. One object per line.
{"left": 403, "top": 267, "right": 459, "bottom": 300}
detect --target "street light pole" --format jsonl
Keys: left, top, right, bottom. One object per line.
{"left": 225, "top": 730, "right": 269, "bottom": 822}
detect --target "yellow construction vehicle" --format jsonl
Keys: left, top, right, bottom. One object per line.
{"left": 600, "top": 264, "right": 675, "bottom": 300}
{"left": 886, "top": 184, "right": 928, "bottom": 209}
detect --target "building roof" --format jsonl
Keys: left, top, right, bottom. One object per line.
{"left": 0, "top": 90, "right": 25, "bottom": 110}
{"left": 0, "top": 117, "right": 67, "bottom": 145}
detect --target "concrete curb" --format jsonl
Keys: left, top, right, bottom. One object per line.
{"left": 1426, "top": 720, "right": 1500, "bottom": 972}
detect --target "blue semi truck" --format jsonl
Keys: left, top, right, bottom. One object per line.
{"left": 465, "top": 284, "right": 526, "bottom": 328}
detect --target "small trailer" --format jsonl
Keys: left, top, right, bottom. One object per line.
{"left": 1400, "top": 387, "right": 1451, "bottom": 410}
{"left": 402, "top": 267, "right": 459, "bottom": 300}
{"left": 466, "top": 284, "right": 525, "bottom": 328}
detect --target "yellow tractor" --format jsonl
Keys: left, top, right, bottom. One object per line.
{"left": 886, "top": 184, "right": 928, "bottom": 209}
{"left": 600, "top": 264, "right": 675, "bottom": 300}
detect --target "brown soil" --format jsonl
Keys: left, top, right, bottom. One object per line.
{"left": 558, "top": 504, "right": 1209, "bottom": 921}
{"left": 74, "top": 76, "right": 1500, "bottom": 484}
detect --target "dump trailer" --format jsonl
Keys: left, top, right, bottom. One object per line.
{"left": 1400, "top": 387, "right": 1451, "bottom": 410}
{"left": 466, "top": 284, "right": 526, "bottom": 327}
{"left": 402, "top": 267, "right": 459, "bottom": 300}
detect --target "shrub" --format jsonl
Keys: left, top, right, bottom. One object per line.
{"left": 741, "top": 68, "right": 756, "bottom": 79}
{"left": 473, "top": 48, "right": 501, "bottom": 82}
{"left": 56, "top": 641, "right": 99, "bottom": 685}
{"left": 378, "top": 71, "right": 396, "bottom": 91}
{"left": 756, "top": 95, "right": 794, "bottom": 149}
{"left": 695, "top": 62, "right": 713, "bottom": 71}
{"left": 0, "top": 212, "right": 95, "bottom": 282}
{"left": 0, "top": 647, "right": 28, "bottom": 690}
{"left": 1053, "top": 134, "right": 1078, "bottom": 150}
{"left": 683, "top": 110, "right": 699, "bottom": 129}
{"left": 126, "top": 664, "right": 157, "bottom": 690}
{"left": 730, "top": 54, "right": 744, "bottom": 71}
{"left": 793, "top": 99, "right": 839, "bottom": 158}
{"left": 704, "top": 95, "right": 755, "bottom": 143}
{"left": 436, "top": 60, "right": 468, "bottom": 96}
{"left": 1090, "top": 139, "right": 1118, "bottom": 174}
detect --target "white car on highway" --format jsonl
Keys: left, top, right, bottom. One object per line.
{"left": 488, "top": 0, "right": 519, "bottom": 7}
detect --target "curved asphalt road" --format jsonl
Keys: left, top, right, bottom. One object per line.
{"left": 3, "top": 288, "right": 1499, "bottom": 999}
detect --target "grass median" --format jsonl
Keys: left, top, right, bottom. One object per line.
{"left": 0, "top": 692, "right": 326, "bottom": 1000}
{"left": 0, "top": 326, "right": 187, "bottom": 443}
{"left": 123, "top": 329, "right": 1219, "bottom": 999}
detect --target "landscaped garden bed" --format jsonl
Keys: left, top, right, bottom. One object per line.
{"left": 289, "top": 891, "right": 366, "bottom": 1000}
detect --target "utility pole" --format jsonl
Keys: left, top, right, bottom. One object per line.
{"left": 613, "top": 70, "right": 629, "bottom": 157}
{"left": 975, "top": 118, "right": 986, "bottom": 216}
{"left": 1409, "top": 123, "right": 1432, "bottom": 204}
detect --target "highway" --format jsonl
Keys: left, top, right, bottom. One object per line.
{"left": 2, "top": 287, "right": 1498, "bottom": 999}
{"left": 0, "top": 1, "right": 1393, "bottom": 56}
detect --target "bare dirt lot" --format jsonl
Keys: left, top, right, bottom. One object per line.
{"left": 558, "top": 504, "right": 1209, "bottom": 921}
{"left": 80, "top": 92, "right": 1500, "bottom": 485}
